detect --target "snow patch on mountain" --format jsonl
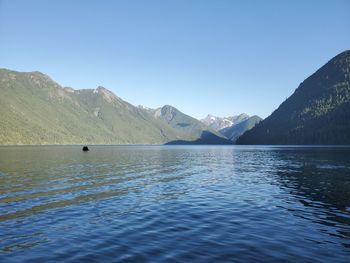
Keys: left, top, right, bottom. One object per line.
{"left": 201, "top": 113, "right": 249, "bottom": 131}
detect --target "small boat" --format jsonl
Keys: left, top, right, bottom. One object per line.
{"left": 82, "top": 146, "right": 89, "bottom": 151}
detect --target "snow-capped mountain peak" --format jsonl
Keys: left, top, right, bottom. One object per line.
{"left": 201, "top": 113, "right": 250, "bottom": 131}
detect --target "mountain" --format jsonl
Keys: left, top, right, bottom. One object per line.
{"left": 219, "top": 116, "right": 262, "bottom": 142}
{"left": 159, "top": 106, "right": 232, "bottom": 145}
{"left": 150, "top": 105, "right": 229, "bottom": 144}
{"left": 201, "top": 114, "right": 249, "bottom": 130}
{"left": 154, "top": 105, "right": 222, "bottom": 138}
{"left": 201, "top": 113, "right": 261, "bottom": 142}
{"left": 0, "top": 68, "right": 229, "bottom": 145}
{"left": 237, "top": 50, "right": 350, "bottom": 145}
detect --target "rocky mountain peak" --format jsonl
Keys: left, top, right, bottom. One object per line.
{"left": 94, "top": 86, "right": 118, "bottom": 102}
{"left": 201, "top": 113, "right": 250, "bottom": 131}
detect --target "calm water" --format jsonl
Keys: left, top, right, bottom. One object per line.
{"left": 1, "top": 145, "right": 350, "bottom": 262}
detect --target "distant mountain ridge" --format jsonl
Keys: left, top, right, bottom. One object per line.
{"left": 5, "top": 51, "right": 348, "bottom": 145}
{"left": 0, "top": 68, "right": 229, "bottom": 145}
{"left": 201, "top": 113, "right": 249, "bottom": 130}
{"left": 220, "top": 116, "right": 262, "bottom": 142}
{"left": 201, "top": 113, "right": 261, "bottom": 142}
{"left": 237, "top": 50, "right": 350, "bottom": 145}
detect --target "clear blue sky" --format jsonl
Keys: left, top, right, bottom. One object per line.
{"left": 0, "top": 0, "right": 349, "bottom": 119}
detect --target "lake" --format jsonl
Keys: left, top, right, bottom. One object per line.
{"left": 0, "top": 145, "right": 350, "bottom": 262}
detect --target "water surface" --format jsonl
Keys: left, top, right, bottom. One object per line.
{"left": 1, "top": 145, "right": 350, "bottom": 262}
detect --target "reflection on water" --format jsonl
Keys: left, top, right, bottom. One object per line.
{"left": 0, "top": 145, "right": 350, "bottom": 262}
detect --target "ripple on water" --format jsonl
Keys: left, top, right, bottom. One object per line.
{"left": 0, "top": 145, "right": 350, "bottom": 262}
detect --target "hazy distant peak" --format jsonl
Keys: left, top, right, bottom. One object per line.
{"left": 161, "top": 104, "right": 176, "bottom": 110}
{"left": 63, "top": 86, "right": 74, "bottom": 92}
{"left": 153, "top": 105, "right": 189, "bottom": 123}
{"left": 201, "top": 113, "right": 251, "bottom": 131}
{"left": 138, "top": 105, "right": 153, "bottom": 111}
{"left": 29, "top": 70, "right": 55, "bottom": 81}
{"left": 219, "top": 115, "right": 262, "bottom": 142}
{"left": 30, "top": 70, "right": 45, "bottom": 76}
{"left": 70, "top": 85, "right": 121, "bottom": 103}
{"left": 152, "top": 105, "right": 178, "bottom": 121}
{"left": 205, "top": 114, "right": 217, "bottom": 121}
{"left": 96, "top": 85, "right": 107, "bottom": 91}
{"left": 236, "top": 113, "right": 249, "bottom": 118}
{"left": 25, "top": 70, "right": 62, "bottom": 89}
{"left": 89, "top": 86, "right": 118, "bottom": 102}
